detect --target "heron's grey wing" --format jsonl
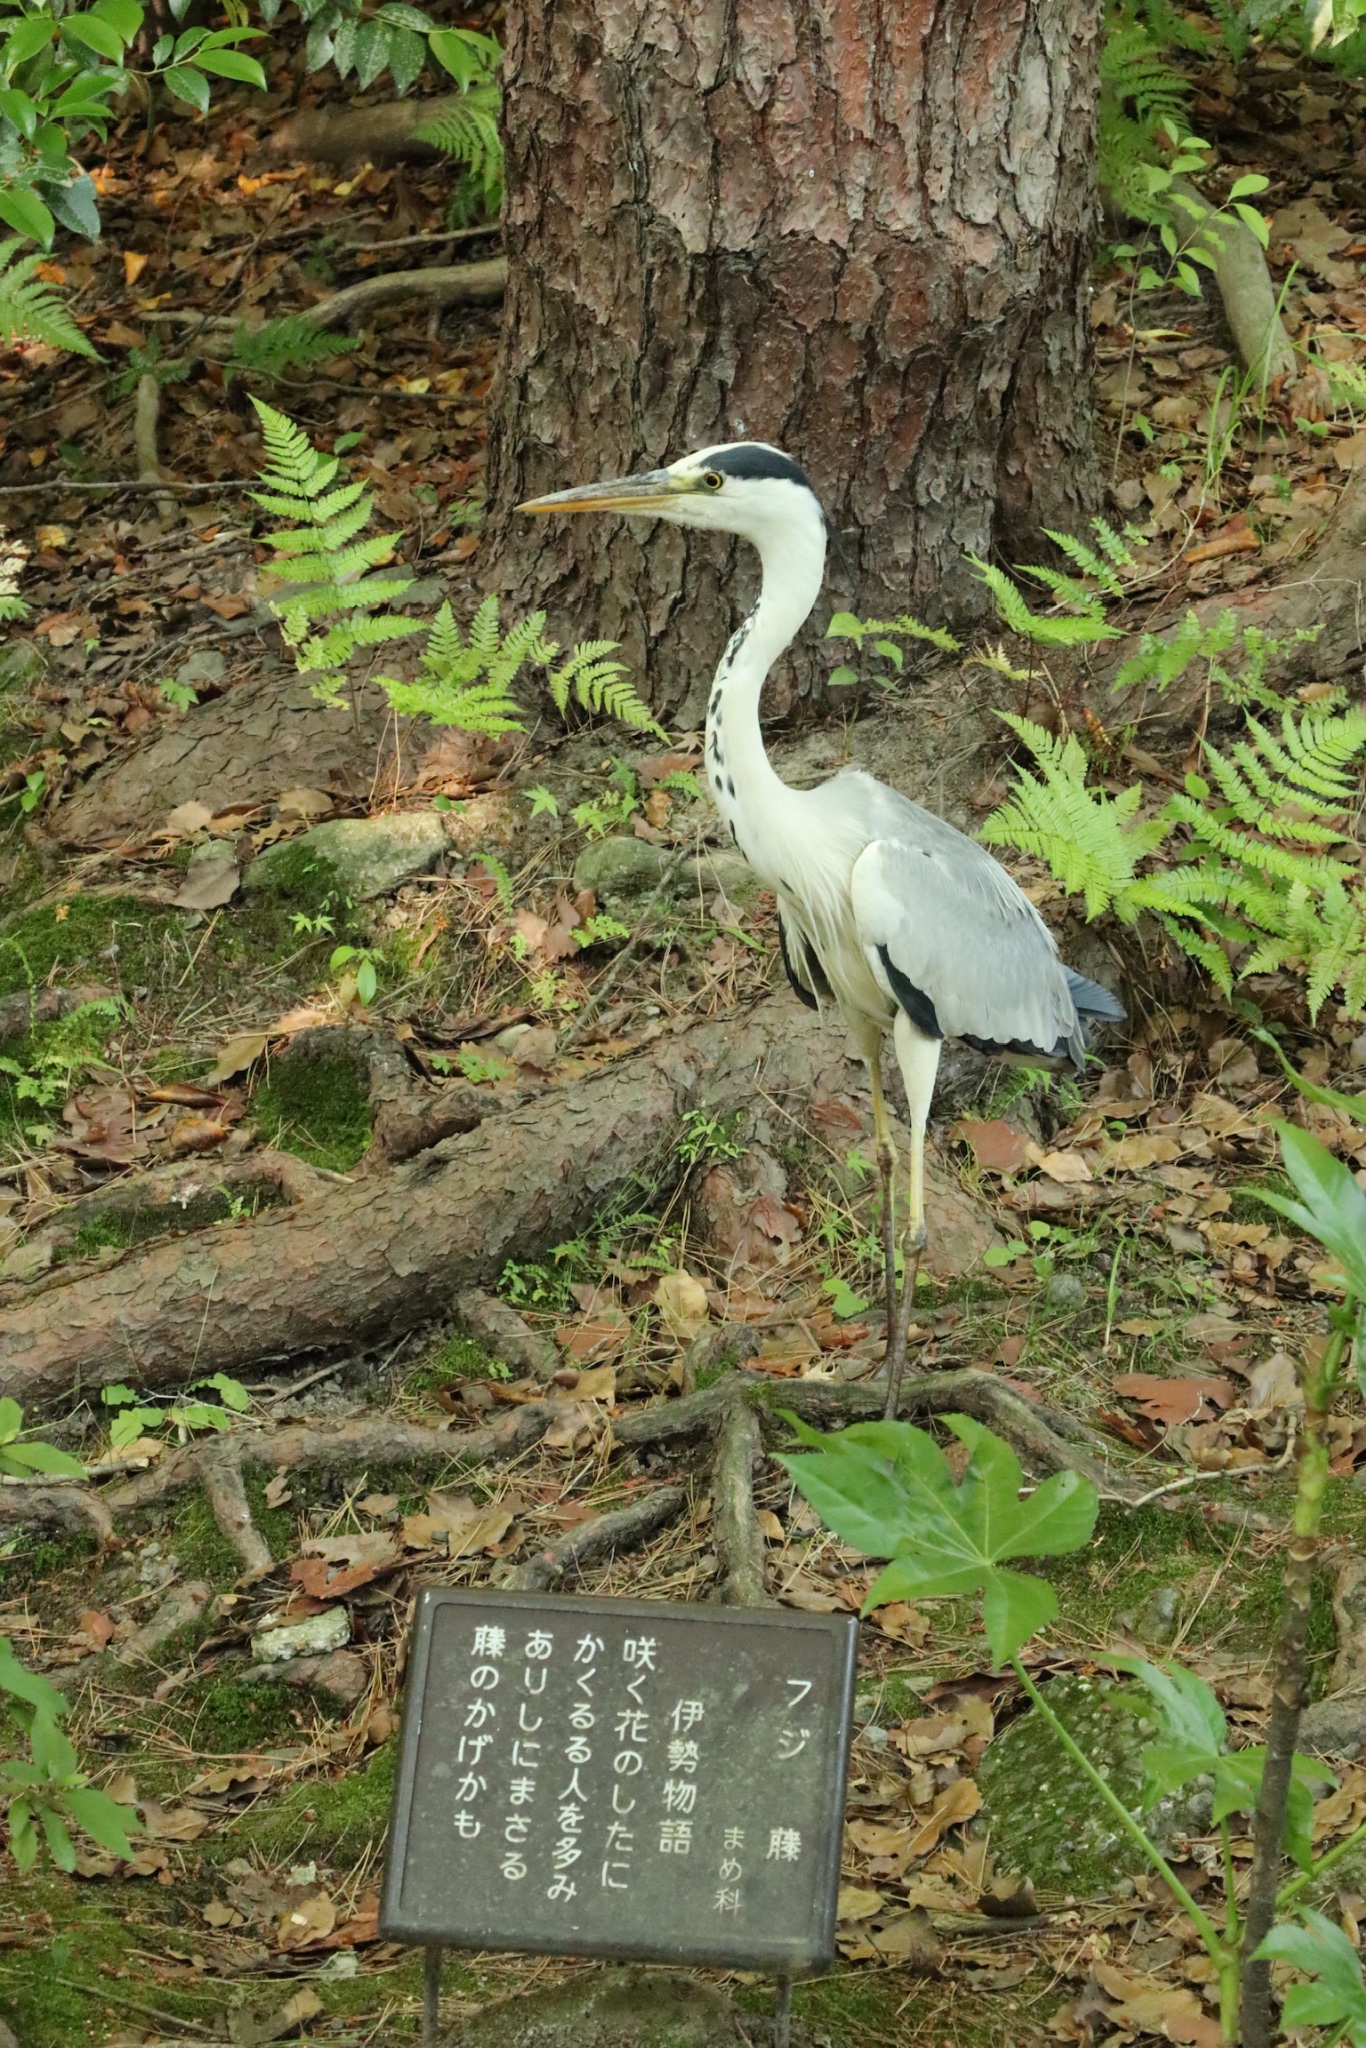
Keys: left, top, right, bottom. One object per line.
{"left": 846, "top": 788, "right": 1081, "bottom": 1062}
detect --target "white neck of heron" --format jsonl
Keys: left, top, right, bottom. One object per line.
{"left": 704, "top": 512, "right": 826, "bottom": 869}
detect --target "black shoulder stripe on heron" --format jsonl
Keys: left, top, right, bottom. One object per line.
{"left": 778, "top": 920, "right": 823, "bottom": 1011}
{"left": 876, "top": 945, "right": 942, "bottom": 1040}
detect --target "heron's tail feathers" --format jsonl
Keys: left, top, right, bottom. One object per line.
{"left": 1065, "top": 968, "right": 1126, "bottom": 1024}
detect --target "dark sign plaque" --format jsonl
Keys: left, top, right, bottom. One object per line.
{"left": 381, "top": 1589, "right": 858, "bottom": 1973}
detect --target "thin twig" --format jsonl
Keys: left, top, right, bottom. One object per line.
{"left": 500, "top": 1485, "right": 687, "bottom": 1590}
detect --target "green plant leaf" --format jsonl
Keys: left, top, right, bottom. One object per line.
{"left": 778, "top": 1414, "right": 1096, "bottom": 1662}
{"left": 59, "top": 14, "right": 126, "bottom": 59}
{"left": 1257, "top": 1910, "right": 1366, "bottom": 2037}
{"left": 1256, "top": 1121, "right": 1366, "bottom": 1301}
{"left": 1108, "top": 1654, "right": 1227, "bottom": 1754}
{"left": 0, "top": 1638, "right": 69, "bottom": 1722}
{"left": 63, "top": 1785, "right": 137, "bottom": 1858}
{"left": 191, "top": 47, "right": 266, "bottom": 85}
{"left": 0, "top": 186, "right": 55, "bottom": 248}
{"left": 1, "top": 1440, "right": 84, "bottom": 1478}
{"left": 162, "top": 63, "right": 209, "bottom": 112}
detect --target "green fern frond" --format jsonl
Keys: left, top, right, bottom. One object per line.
{"left": 225, "top": 315, "right": 357, "bottom": 389}
{"left": 0, "top": 527, "right": 27, "bottom": 625}
{"left": 980, "top": 714, "right": 1165, "bottom": 920}
{"left": 969, "top": 556, "right": 1124, "bottom": 648}
{"left": 0, "top": 238, "right": 97, "bottom": 358}
{"left": 413, "top": 81, "right": 504, "bottom": 207}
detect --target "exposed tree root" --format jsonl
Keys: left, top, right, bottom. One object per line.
{"left": 0, "top": 998, "right": 864, "bottom": 1407}
{"left": 298, "top": 259, "right": 506, "bottom": 333}
{"left": 502, "top": 1486, "right": 688, "bottom": 1591}
{"left": 273, "top": 95, "right": 474, "bottom": 167}
{"left": 199, "top": 1444, "right": 273, "bottom": 1577}
{"left": 711, "top": 1393, "right": 770, "bottom": 1607}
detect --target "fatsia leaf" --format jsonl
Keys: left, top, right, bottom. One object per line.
{"left": 779, "top": 1414, "right": 1097, "bottom": 1663}
{"left": 1257, "top": 1910, "right": 1366, "bottom": 2041}
{"left": 0, "top": 1638, "right": 69, "bottom": 1722}
{"left": 1256, "top": 1121, "right": 1366, "bottom": 1301}
{"left": 1108, "top": 1654, "right": 1227, "bottom": 1754}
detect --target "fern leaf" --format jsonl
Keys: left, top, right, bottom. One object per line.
{"left": 0, "top": 239, "right": 97, "bottom": 358}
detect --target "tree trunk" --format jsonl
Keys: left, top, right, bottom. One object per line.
{"left": 484, "top": 0, "right": 1103, "bottom": 724}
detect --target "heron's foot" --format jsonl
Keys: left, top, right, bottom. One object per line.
{"left": 904, "top": 1218, "right": 927, "bottom": 1256}
{"left": 883, "top": 1234, "right": 928, "bottom": 1421}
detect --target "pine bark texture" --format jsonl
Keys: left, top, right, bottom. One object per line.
{"left": 485, "top": 0, "right": 1103, "bottom": 722}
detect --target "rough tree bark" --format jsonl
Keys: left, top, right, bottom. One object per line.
{"left": 484, "top": 0, "right": 1104, "bottom": 722}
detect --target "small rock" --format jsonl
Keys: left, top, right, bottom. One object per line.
{"left": 0, "top": 2014, "right": 19, "bottom": 2048}
{"left": 173, "top": 648, "right": 226, "bottom": 690}
{"left": 253, "top": 1605, "right": 350, "bottom": 1664}
{"left": 0, "top": 1235, "right": 54, "bottom": 1284}
{"left": 457, "top": 1287, "right": 559, "bottom": 1381}
{"left": 245, "top": 811, "right": 448, "bottom": 902}
{"left": 275, "top": 1648, "right": 369, "bottom": 1711}
{"left": 572, "top": 835, "right": 664, "bottom": 902}
{"left": 1133, "top": 1583, "right": 1182, "bottom": 1644}
{"left": 688, "top": 848, "right": 761, "bottom": 907}
{"left": 1043, "top": 1272, "right": 1087, "bottom": 1310}
{"left": 1300, "top": 1694, "right": 1366, "bottom": 1759}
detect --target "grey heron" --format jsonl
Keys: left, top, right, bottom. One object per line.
{"left": 519, "top": 443, "right": 1125, "bottom": 1418}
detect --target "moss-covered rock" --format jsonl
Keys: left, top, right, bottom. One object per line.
{"left": 245, "top": 812, "right": 447, "bottom": 902}
{"left": 455, "top": 1970, "right": 742, "bottom": 2048}
{"left": 976, "top": 1675, "right": 1211, "bottom": 1894}
{"left": 573, "top": 835, "right": 665, "bottom": 903}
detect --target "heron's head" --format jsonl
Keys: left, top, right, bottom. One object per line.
{"left": 518, "top": 442, "right": 826, "bottom": 556}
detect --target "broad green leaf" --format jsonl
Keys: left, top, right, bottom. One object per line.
{"left": 0, "top": 88, "right": 37, "bottom": 138}
{"left": 41, "top": 1804, "right": 76, "bottom": 1871}
{"left": 200, "top": 1372, "right": 250, "bottom": 1412}
{"left": 42, "top": 172, "right": 100, "bottom": 241}
{"left": 59, "top": 15, "right": 126, "bottom": 60}
{"left": 192, "top": 48, "right": 266, "bottom": 86}
{"left": 91, "top": 0, "right": 144, "bottom": 37}
{"left": 1258, "top": 1910, "right": 1366, "bottom": 2040}
{"left": 162, "top": 63, "right": 208, "bottom": 112}
{"left": 63, "top": 1784, "right": 136, "bottom": 1857}
{"left": 1234, "top": 204, "right": 1270, "bottom": 248}
{"left": 1229, "top": 173, "right": 1269, "bottom": 198}
{"left": 780, "top": 1414, "right": 1096, "bottom": 1662}
{"left": 1108, "top": 1655, "right": 1227, "bottom": 1754}
{"left": 7, "top": 1798, "right": 37, "bottom": 1874}
{"left": 0, "top": 184, "right": 54, "bottom": 247}
{"left": 1254, "top": 1028, "right": 1366, "bottom": 1127}
{"left": 1256, "top": 1122, "right": 1366, "bottom": 1301}
{"left": 2, "top": 1440, "right": 84, "bottom": 1478}
{"left": 4, "top": 15, "right": 57, "bottom": 64}
{"left": 0, "top": 1639, "right": 69, "bottom": 1722}
{"left": 0, "top": 1398, "right": 20, "bottom": 1444}
{"left": 29, "top": 1710, "right": 77, "bottom": 1780}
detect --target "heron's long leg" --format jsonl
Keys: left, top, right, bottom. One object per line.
{"left": 883, "top": 1017, "right": 942, "bottom": 1421}
{"left": 868, "top": 1045, "right": 899, "bottom": 1340}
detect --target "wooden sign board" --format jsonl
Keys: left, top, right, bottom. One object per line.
{"left": 381, "top": 1589, "right": 858, "bottom": 1973}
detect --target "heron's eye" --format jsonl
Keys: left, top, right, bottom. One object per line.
{"left": 702, "top": 470, "right": 724, "bottom": 491}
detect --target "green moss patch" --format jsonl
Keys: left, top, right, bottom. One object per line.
{"left": 251, "top": 1039, "right": 372, "bottom": 1172}
{"left": 232, "top": 1738, "right": 396, "bottom": 1866}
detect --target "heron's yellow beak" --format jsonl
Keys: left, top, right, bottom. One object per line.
{"left": 516, "top": 469, "right": 697, "bottom": 516}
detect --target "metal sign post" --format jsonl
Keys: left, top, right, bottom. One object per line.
{"left": 382, "top": 1590, "right": 858, "bottom": 2043}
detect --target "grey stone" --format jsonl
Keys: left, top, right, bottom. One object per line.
{"left": 245, "top": 811, "right": 448, "bottom": 901}
{"left": 1131, "top": 1584, "right": 1182, "bottom": 1645}
{"left": 688, "top": 848, "right": 762, "bottom": 908}
{"left": 1043, "top": 1272, "right": 1087, "bottom": 1310}
{"left": 253, "top": 1604, "right": 350, "bottom": 1664}
{"left": 456, "top": 1288, "right": 558, "bottom": 1382}
{"left": 454, "top": 1969, "right": 743, "bottom": 2048}
{"left": 1300, "top": 1693, "right": 1366, "bottom": 1759}
{"left": 0, "top": 640, "right": 44, "bottom": 693}
{"left": 976, "top": 1674, "right": 1211, "bottom": 1894}
{"left": 174, "top": 647, "right": 226, "bottom": 689}
{"left": 0, "top": 2014, "right": 19, "bottom": 2048}
{"left": 265, "top": 1647, "right": 369, "bottom": 1711}
{"left": 573, "top": 835, "right": 664, "bottom": 902}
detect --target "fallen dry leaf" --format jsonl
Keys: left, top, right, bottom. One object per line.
{"left": 871, "top": 1601, "right": 930, "bottom": 1646}
{"left": 1113, "top": 1373, "right": 1235, "bottom": 1426}
{"left": 951, "top": 1117, "right": 1031, "bottom": 1174}
{"left": 1031, "top": 1145, "right": 1093, "bottom": 1185}
{"left": 905, "top": 1778, "right": 981, "bottom": 1856}
{"left": 573, "top": 1365, "right": 616, "bottom": 1404}
{"left": 275, "top": 786, "right": 334, "bottom": 819}
{"left": 1245, "top": 1350, "right": 1303, "bottom": 1410}
{"left": 203, "top": 1031, "right": 270, "bottom": 1086}
{"left": 399, "top": 1492, "right": 514, "bottom": 1557}
{"left": 870, "top": 1905, "right": 942, "bottom": 1967}
{"left": 275, "top": 1894, "right": 336, "bottom": 1951}
{"left": 139, "top": 1799, "right": 210, "bottom": 1841}
{"left": 836, "top": 1885, "right": 884, "bottom": 1922}
{"left": 165, "top": 800, "right": 214, "bottom": 837}
{"left": 292, "top": 1529, "right": 402, "bottom": 1596}
{"left": 77, "top": 1610, "right": 116, "bottom": 1649}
